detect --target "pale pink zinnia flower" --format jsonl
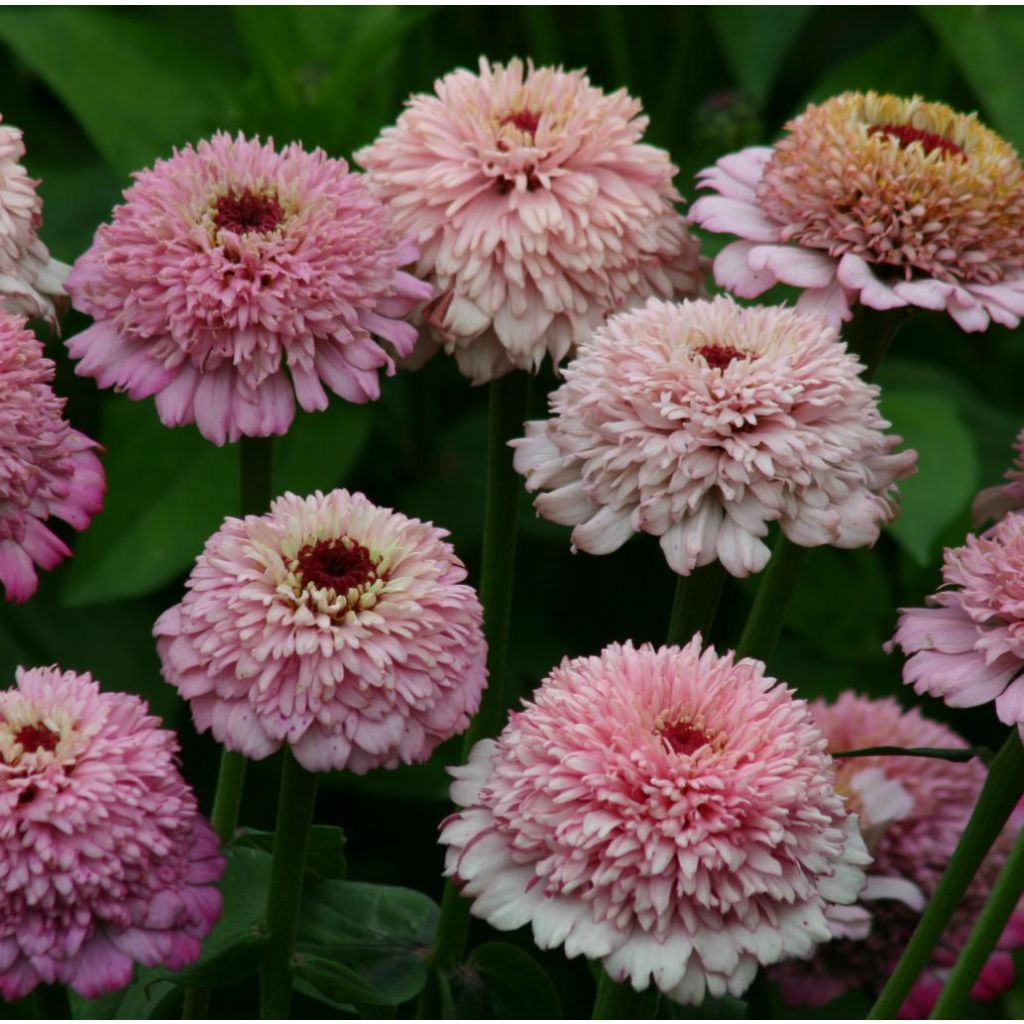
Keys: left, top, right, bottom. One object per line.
{"left": 511, "top": 295, "right": 916, "bottom": 577}
{"left": 65, "top": 133, "right": 431, "bottom": 446}
{"left": 155, "top": 489, "right": 487, "bottom": 774}
{"left": 0, "top": 666, "right": 224, "bottom": 1000}
{"left": 356, "top": 57, "right": 706, "bottom": 385}
{"left": 887, "top": 511, "right": 1024, "bottom": 738}
{"left": 691, "top": 92, "right": 1024, "bottom": 331}
{"left": 973, "top": 426, "right": 1024, "bottom": 525}
{"left": 0, "top": 117, "right": 68, "bottom": 326}
{"left": 0, "top": 312, "right": 105, "bottom": 603}
{"left": 773, "top": 692, "right": 1024, "bottom": 1014}
{"left": 442, "top": 638, "right": 870, "bottom": 1005}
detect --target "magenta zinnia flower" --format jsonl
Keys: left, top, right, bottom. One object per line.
{"left": 65, "top": 133, "right": 431, "bottom": 446}
{"left": 888, "top": 511, "right": 1024, "bottom": 738}
{"left": 0, "top": 312, "right": 104, "bottom": 603}
{"left": 512, "top": 295, "right": 915, "bottom": 577}
{"left": 356, "top": 57, "right": 705, "bottom": 384}
{"left": 0, "top": 666, "right": 224, "bottom": 1000}
{"left": 974, "top": 427, "right": 1024, "bottom": 525}
{"left": 773, "top": 692, "right": 1024, "bottom": 1014}
{"left": 691, "top": 92, "right": 1024, "bottom": 331}
{"left": 0, "top": 117, "right": 68, "bottom": 326}
{"left": 441, "top": 638, "right": 870, "bottom": 1005}
{"left": 156, "top": 489, "right": 487, "bottom": 774}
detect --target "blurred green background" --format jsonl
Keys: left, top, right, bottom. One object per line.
{"left": 3, "top": 6, "right": 1024, "bottom": 1018}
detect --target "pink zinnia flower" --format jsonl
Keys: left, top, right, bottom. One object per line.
{"left": 887, "top": 511, "right": 1024, "bottom": 738}
{"left": 0, "top": 666, "right": 224, "bottom": 1000}
{"left": 0, "top": 312, "right": 104, "bottom": 603}
{"left": 974, "top": 426, "right": 1024, "bottom": 525}
{"left": 773, "top": 692, "right": 1024, "bottom": 1014}
{"left": 356, "top": 57, "right": 705, "bottom": 384}
{"left": 691, "top": 92, "right": 1024, "bottom": 331}
{"left": 441, "top": 638, "right": 870, "bottom": 1005}
{"left": 155, "top": 489, "right": 487, "bottom": 774}
{"left": 511, "top": 295, "right": 915, "bottom": 577}
{"left": 0, "top": 117, "right": 68, "bottom": 326}
{"left": 65, "top": 133, "right": 431, "bottom": 446}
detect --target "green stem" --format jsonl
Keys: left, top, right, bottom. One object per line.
{"left": 666, "top": 562, "right": 727, "bottom": 646}
{"left": 735, "top": 536, "right": 809, "bottom": 661}
{"left": 930, "top": 818, "right": 1024, "bottom": 1018}
{"left": 31, "top": 984, "right": 70, "bottom": 1019}
{"left": 843, "top": 307, "right": 908, "bottom": 381}
{"left": 833, "top": 746, "right": 992, "bottom": 764}
{"left": 592, "top": 971, "right": 659, "bottom": 1019}
{"left": 868, "top": 730, "right": 1024, "bottom": 1018}
{"left": 259, "top": 749, "right": 319, "bottom": 1019}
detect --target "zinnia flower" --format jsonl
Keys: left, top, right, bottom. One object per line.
{"left": 691, "top": 91, "right": 1024, "bottom": 331}
{"left": 441, "top": 638, "right": 870, "bottom": 1005}
{"left": 887, "top": 511, "right": 1024, "bottom": 738}
{"left": 0, "top": 312, "right": 104, "bottom": 603}
{"left": 511, "top": 295, "right": 915, "bottom": 577}
{"left": 65, "top": 133, "right": 431, "bottom": 446}
{"left": 0, "top": 666, "right": 224, "bottom": 1000}
{"left": 973, "top": 426, "right": 1024, "bottom": 525}
{"left": 356, "top": 57, "right": 705, "bottom": 384}
{"left": 773, "top": 692, "right": 1024, "bottom": 1014}
{"left": 155, "top": 489, "right": 487, "bottom": 774}
{"left": 0, "top": 117, "right": 67, "bottom": 326}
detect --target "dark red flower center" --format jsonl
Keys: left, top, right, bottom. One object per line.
{"left": 868, "top": 123, "right": 965, "bottom": 159}
{"left": 15, "top": 722, "right": 60, "bottom": 754}
{"left": 296, "top": 538, "right": 378, "bottom": 593}
{"left": 697, "top": 344, "right": 745, "bottom": 369}
{"left": 214, "top": 187, "right": 284, "bottom": 235}
{"left": 500, "top": 109, "right": 542, "bottom": 137}
{"left": 659, "top": 720, "right": 713, "bottom": 756}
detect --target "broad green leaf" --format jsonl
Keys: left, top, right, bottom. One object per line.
{"left": 0, "top": 9, "right": 238, "bottom": 175}
{"left": 881, "top": 389, "right": 979, "bottom": 565}
{"left": 462, "top": 942, "right": 562, "bottom": 1019}
{"left": 293, "top": 955, "right": 388, "bottom": 1008}
{"left": 236, "top": 825, "right": 347, "bottom": 880}
{"left": 920, "top": 7, "right": 1024, "bottom": 148}
{"left": 709, "top": 7, "right": 813, "bottom": 104}
{"left": 296, "top": 878, "right": 437, "bottom": 1005}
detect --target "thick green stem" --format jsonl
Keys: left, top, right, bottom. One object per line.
{"left": 833, "top": 746, "right": 991, "bottom": 764}
{"left": 735, "top": 536, "right": 809, "bottom": 661}
{"left": 929, "top": 802, "right": 1024, "bottom": 1018}
{"left": 31, "top": 984, "right": 70, "bottom": 1019}
{"left": 666, "top": 562, "right": 727, "bottom": 647}
{"left": 592, "top": 971, "right": 659, "bottom": 1019}
{"left": 868, "top": 730, "right": 1024, "bottom": 1018}
{"left": 259, "top": 749, "right": 319, "bottom": 1019}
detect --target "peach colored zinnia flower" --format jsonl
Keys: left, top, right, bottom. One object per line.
{"left": 0, "top": 312, "right": 104, "bottom": 603}
{"left": 65, "top": 133, "right": 431, "bottom": 446}
{"left": 887, "top": 511, "right": 1024, "bottom": 738}
{"left": 691, "top": 92, "right": 1024, "bottom": 331}
{"left": 356, "top": 57, "right": 705, "bottom": 384}
{"left": 773, "top": 693, "right": 1024, "bottom": 1014}
{"left": 512, "top": 295, "right": 915, "bottom": 577}
{"left": 155, "top": 489, "right": 487, "bottom": 774}
{"left": 442, "top": 638, "right": 870, "bottom": 1005}
{"left": 974, "top": 426, "right": 1024, "bottom": 525}
{"left": 0, "top": 666, "right": 224, "bottom": 1000}
{"left": 0, "top": 117, "right": 68, "bottom": 326}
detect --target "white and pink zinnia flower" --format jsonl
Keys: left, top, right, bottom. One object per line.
{"left": 888, "top": 511, "right": 1024, "bottom": 739}
{"left": 0, "top": 117, "right": 68, "bottom": 326}
{"left": 442, "top": 638, "right": 870, "bottom": 1005}
{"left": 0, "top": 666, "right": 224, "bottom": 1000}
{"left": 512, "top": 295, "right": 915, "bottom": 577}
{"left": 356, "top": 57, "right": 705, "bottom": 384}
{"left": 0, "top": 312, "right": 104, "bottom": 603}
{"left": 774, "top": 693, "right": 1024, "bottom": 1014}
{"left": 691, "top": 92, "right": 1024, "bottom": 331}
{"left": 156, "top": 489, "right": 487, "bottom": 774}
{"left": 65, "top": 133, "right": 431, "bottom": 446}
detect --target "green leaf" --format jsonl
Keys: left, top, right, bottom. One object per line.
{"left": 235, "top": 825, "right": 346, "bottom": 880}
{"left": 920, "top": 7, "right": 1024, "bottom": 148}
{"left": 293, "top": 955, "right": 388, "bottom": 1008}
{"left": 0, "top": 9, "right": 238, "bottom": 175}
{"left": 881, "top": 389, "right": 979, "bottom": 565}
{"left": 462, "top": 942, "right": 562, "bottom": 1019}
{"left": 296, "top": 878, "right": 437, "bottom": 1006}
{"left": 709, "top": 7, "right": 813, "bottom": 104}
